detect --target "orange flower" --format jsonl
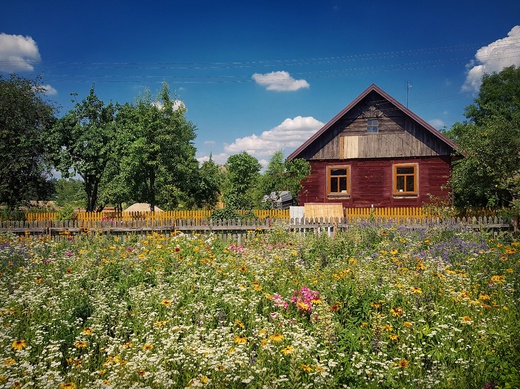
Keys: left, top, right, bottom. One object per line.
{"left": 398, "top": 359, "right": 409, "bottom": 368}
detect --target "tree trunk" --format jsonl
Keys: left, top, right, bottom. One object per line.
{"left": 149, "top": 168, "right": 155, "bottom": 212}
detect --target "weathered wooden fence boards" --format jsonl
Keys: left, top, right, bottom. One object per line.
{"left": 0, "top": 216, "right": 512, "bottom": 237}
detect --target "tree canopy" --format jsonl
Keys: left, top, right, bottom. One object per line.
{"left": 448, "top": 65, "right": 520, "bottom": 210}
{"left": 116, "top": 84, "right": 199, "bottom": 211}
{"left": 49, "top": 86, "right": 117, "bottom": 212}
{"left": 0, "top": 75, "right": 56, "bottom": 209}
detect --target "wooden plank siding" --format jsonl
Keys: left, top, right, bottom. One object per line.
{"left": 308, "top": 91, "right": 452, "bottom": 160}
{"left": 299, "top": 156, "right": 451, "bottom": 208}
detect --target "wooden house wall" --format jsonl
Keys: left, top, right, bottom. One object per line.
{"left": 298, "top": 156, "right": 451, "bottom": 208}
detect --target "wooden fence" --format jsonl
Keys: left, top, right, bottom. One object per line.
{"left": 1, "top": 216, "right": 512, "bottom": 238}
{"left": 22, "top": 207, "right": 498, "bottom": 223}
{"left": 25, "top": 209, "right": 290, "bottom": 222}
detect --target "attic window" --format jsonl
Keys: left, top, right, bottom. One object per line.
{"left": 367, "top": 119, "right": 379, "bottom": 133}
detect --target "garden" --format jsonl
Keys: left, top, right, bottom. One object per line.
{"left": 0, "top": 223, "right": 518, "bottom": 388}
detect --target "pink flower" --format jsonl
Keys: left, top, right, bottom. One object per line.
{"left": 272, "top": 293, "right": 289, "bottom": 309}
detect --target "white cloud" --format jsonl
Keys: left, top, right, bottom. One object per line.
{"left": 252, "top": 71, "right": 310, "bottom": 91}
{"left": 197, "top": 152, "right": 228, "bottom": 165}
{"left": 0, "top": 33, "right": 41, "bottom": 72}
{"left": 151, "top": 100, "right": 185, "bottom": 111}
{"left": 224, "top": 116, "right": 323, "bottom": 158}
{"left": 41, "top": 84, "right": 57, "bottom": 96}
{"left": 463, "top": 25, "right": 520, "bottom": 91}
{"left": 428, "top": 118, "right": 445, "bottom": 129}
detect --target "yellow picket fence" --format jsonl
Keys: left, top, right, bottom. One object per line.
{"left": 344, "top": 207, "right": 427, "bottom": 219}
{"left": 24, "top": 207, "right": 497, "bottom": 223}
{"left": 26, "top": 209, "right": 291, "bottom": 222}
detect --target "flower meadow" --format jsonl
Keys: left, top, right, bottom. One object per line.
{"left": 0, "top": 224, "right": 519, "bottom": 389}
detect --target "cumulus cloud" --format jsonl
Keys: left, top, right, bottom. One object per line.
{"left": 252, "top": 71, "right": 310, "bottom": 91}
{"left": 0, "top": 33, "right": 41, "bottom": 72}
{"left": 463, "top": 25, "right": 520, "bottom": 91}
{"left": 428, "top": 118, "right": 445, "bottom": 130}
{"left": 224, "top": 116, "right": 324, "bottom": 158}
{"left": 40, "top": 84, "right": 57, "bottom": 96}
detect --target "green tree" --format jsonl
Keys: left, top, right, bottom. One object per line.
{"left": 54, "top": 178, "right": 86, "bottom": 207}
{"left": 448, "top": 66, "right": 520, "bottom": 208}
{"left": 222, "top": 152, "right": 261, "bottom": 210}
{"left": 0, "top": 74, "right": 56, "bottom": 209}
{"left": 195, "top": 156, "right": 223, "bottom": 209}
{"left": 49, "top": 86, "right": 117, "bottom": 212}
{"left": 258, "top": 151, "right": 311, "bottom": 208}
{"left": 118, "top": 83, "right": 199, "bottom": 211}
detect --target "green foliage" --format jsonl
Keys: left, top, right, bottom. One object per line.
{"left": 116, "top": 83, "right": 199, "bottom": 210}
{"left": 54, "top": 178, "right": 85, "bottom": 207}
{"left": 257, "top": 152, "right": 311, "bottom": 208}
{"left": 49, "top": 86, "right": 117, "bottom": 212}
{"left": 194, "top": 157, "right": 223, "bottom": 209}
{"left": 0, "top": 74, "right": 56, "bottom": 209}
{"left": 222, "top": 151, "right": 261, "bottom": 209}
{"left": 56, "top": 204, "right": 77, "bottom": 221}
{"left": 449, "top": 66, "right": 520, "bottom": 211}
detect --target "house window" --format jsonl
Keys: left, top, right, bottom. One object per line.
{"left": 367, "top": 119, "right": 378, "bottom": 133}
{"left": 327, "top": 166, "right": 350, "bottom": 196}
{"left": 393, "top": 164, "right": 418, "bottom": 195}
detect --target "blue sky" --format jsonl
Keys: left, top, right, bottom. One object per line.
{"left": 1, "top": 0, "right": 519, "bottom": 167}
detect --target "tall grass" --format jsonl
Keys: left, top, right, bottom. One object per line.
{"left": 0, "top": 224, "right": 518, "bottom": 388}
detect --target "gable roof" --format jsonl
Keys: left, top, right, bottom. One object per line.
{"left": 287, "top": 84, "right": 459, "bottom": 160}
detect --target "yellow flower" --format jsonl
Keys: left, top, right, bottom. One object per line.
{"left": 269, "top": 333, "right": 284, "bottom": 343}
{"left": 143, "top": 343, "right": 154, "bottom": 351}
{"left": 235, "top": 320, "right": 245, "bottom": 329}
{"left": 3, "top": 358, "right": 16, "bottom": 366}
{"left": 81, "top": 327, "right": 93, "bottom": 336}
{"left": 404, "top": 321, "right": 413, "bottom": 328}
{"left": 234, "top": 336, "right": 247, "bottom": 344}
{"left": 74, "top": 341, "right": 87, "bottom": 348}
{"left": 59, "top": 383, "right": 77, "bottom": 389}
{"left": 281, "top": 346, "right": 294, "bottom": 355}
{"left": 161, "top": 299, "right": 172, "bottom": 306}
{"left": 461, "top": 316, "right": 473, "bottom": 324}
{"left": 490, "top": 275, "right": 505, "bottom": 284}
{"left": 398, "top": 359, "right": 409, "bottom": 368}
{"left": 297, "top": 301, "right": 310, "bottom": 311}
{"left": 300, "top": 364, "right": 313, "bottom": 372}
{"left": 389, "top": 334, "right": 399, "bottom": 341}
{"left": 410, "top": 287, "right": 422, "bottom": 294}
{"left": 11, "top": 340, "right": 27, "bottom": 351}
{"left": 391, "top": 307, "right": 404, "bottom": 316}
{"left": 416, "top": 262, "right": 426, "bottom": 271}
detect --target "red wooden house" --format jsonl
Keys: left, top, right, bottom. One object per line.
{"left": 287, "top": 84, "right": 460, "bottom": 208}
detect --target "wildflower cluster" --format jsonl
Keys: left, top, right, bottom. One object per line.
{"left": 0, "top": 224, "right": 518, "bottom": 388}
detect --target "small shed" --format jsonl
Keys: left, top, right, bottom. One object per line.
{"left": 287, "top": 84, "right": 460, "bottom": 208}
